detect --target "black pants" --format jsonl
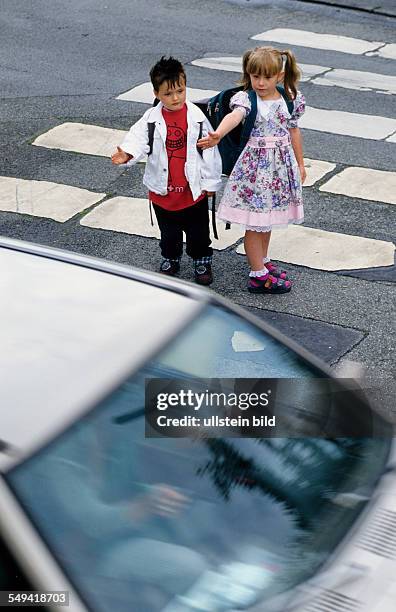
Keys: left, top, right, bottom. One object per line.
{"left": 153, "top": 196, "right": 213, "bottom": 261}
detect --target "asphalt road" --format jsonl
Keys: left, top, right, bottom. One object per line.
{"left": 0, "top": 0, "right": 395, "bottom": 416}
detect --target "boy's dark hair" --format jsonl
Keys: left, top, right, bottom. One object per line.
{"left": 150, "top": 56, "right": 186, "bottom": 92}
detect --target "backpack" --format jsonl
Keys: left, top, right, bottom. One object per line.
{"left": 196, "top": 85, "right": 295, "bottom": 176}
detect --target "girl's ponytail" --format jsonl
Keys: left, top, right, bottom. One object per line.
{"left": 238, "top": 48, "right": 255, "bottom": 90}
{"left": 281, "top": 50, "right": 301, "bottom": 100}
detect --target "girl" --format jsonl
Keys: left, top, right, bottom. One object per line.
{"left": 198, "top": 47, "right": 306, "bottom": 294}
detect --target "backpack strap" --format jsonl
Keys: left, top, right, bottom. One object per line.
{"left": 147, "top": 122, "right": 156, "bottom": 157}
{"left": 198, "top": 123, "right": 216, "bottom": 237}
{"left": 239, "top": 89, "right": 257, "bottom": 150}
{"left": 149, "top": 200, "right": 154, "bottom": 226}
{"left": 148, "top": 99, "right": 160, "bottom": 156}
{"left": 210, "top": 193, "right": 218, "bottom": 240}
{"left": 276, "top": 85, "right": 294, "bottom": 116}
{"left": 196, "top": 121, "right": 203, "bottom": 158}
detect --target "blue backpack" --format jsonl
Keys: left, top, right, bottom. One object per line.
{"left": 197, "top": 85, "right": 295, "bottom": 176}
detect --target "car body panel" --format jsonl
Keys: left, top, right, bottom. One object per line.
{"left": 0, "top": 477, "right": 86, "bottom": 611}
{"left": 0, "top": 240, "right": 204, "bottom": 467}
{"left": 290, "top": 483, "right": 396, "bottom": 612}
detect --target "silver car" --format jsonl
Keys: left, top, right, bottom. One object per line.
{"left": 0, "top": 237, "right": 393, "bottom": 612}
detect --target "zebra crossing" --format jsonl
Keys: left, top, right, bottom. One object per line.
{"left": 1, "top": 26, "right": 395, "bottom": 270}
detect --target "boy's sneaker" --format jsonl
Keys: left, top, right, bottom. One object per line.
{"left": 159, "top": 259, "right": 180, "bottom": 276}
{"left": 194, "top": 263, "right": 213, "bottom": 286}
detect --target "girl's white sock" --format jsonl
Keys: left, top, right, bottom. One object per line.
{"left": 249, "top": 267, "right": 268, "bottom": 278}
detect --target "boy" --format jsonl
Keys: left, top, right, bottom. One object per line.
{"left": 111, "top": 56, "right": 222, "bottom": 285}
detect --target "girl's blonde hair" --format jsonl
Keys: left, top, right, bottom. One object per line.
{"left": 239, "top": 46, "right": 301, "bottom": 100}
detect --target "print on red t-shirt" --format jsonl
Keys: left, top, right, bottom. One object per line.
{"left": 149, "top": 104, "right": 205, "bottom": 211}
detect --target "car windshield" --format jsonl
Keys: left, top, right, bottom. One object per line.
{"left": 8, "top": 304, "right": 390, "bottom": 611}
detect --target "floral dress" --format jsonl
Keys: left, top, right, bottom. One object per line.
{"left": 217, "top": 90, "right": 306, "bottom": 232}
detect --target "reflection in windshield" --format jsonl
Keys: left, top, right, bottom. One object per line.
{"left": 153, "top": 304, "right": 322, "bottom": 379}
{"left": 8, "top": 304, "right": 390, "bottom": 611}
{"left": 196, "top": 438, "right": 363, "bottom": 529}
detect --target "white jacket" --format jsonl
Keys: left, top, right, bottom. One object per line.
{"left": 120, "top": 100, "right": 222, "bottom": 200}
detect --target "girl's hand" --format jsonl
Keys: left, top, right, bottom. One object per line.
{"left": 111, "top": 146, "right": 132, "bottom": 165}
{"left": 299, "top": 164, "right": 307, "bottom": 184}
{"left": 197, "top": 131, "right": 221, "bottom": 150}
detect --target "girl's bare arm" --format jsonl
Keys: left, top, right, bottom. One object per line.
{"left": 197, "top": 109, "right": 245, "bottom": 149}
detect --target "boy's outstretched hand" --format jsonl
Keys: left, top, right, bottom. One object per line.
{"left": 197, "top": 131, "right": 221, "bottom": 150}
{"left": 111, "top": 146, "right": 132, "bottom": 165}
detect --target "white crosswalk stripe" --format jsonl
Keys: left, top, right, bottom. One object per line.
{"left": 250, "top": 28, "right": 387, "bottom": 56}
{"left": 320, "top": 168, "right": 396, "bottom": 205}
{"left": 192, "top": 57, "right": 396, "bottom": 95}
{"left": 236, "top": 226, "right": 395, "bottom": 271}
{"left": 364, "top": 44, "right": 396, "bottom": 60}
{"left": 312, "top": 69, "right": 396, "bottom": 95}
{"left": 80, "top": 197, "right": 244, "bottom": 250}
{"left": 0, "top": 177, "right": 105, "bottom": 222}
{"left": 303, "top": 160, "right": 336, "bottom": 186}
{"left": 191, "top": 57, "right": 329, "bottom": 81}
{"left": 33, "top": 123, "right": 125, "bottom": 157}
{"left": 300, "top": 107, "right": 396, "bottom": 141}
{"left": 81, "top": 198, "right": 161, "bottom": 239}
{"left": 117, "top": 83, "right": 218, "bottom": 102}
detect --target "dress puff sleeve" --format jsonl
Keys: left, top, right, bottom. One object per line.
{"left": 229, "top": 91, "right": 251, "bottom": 118}
{"left": 288, "top": 91, "right": 306, "bottom": 128}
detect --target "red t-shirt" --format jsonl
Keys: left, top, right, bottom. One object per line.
{"left": 149, "top": 104, "right": 205, "bottom": 211}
